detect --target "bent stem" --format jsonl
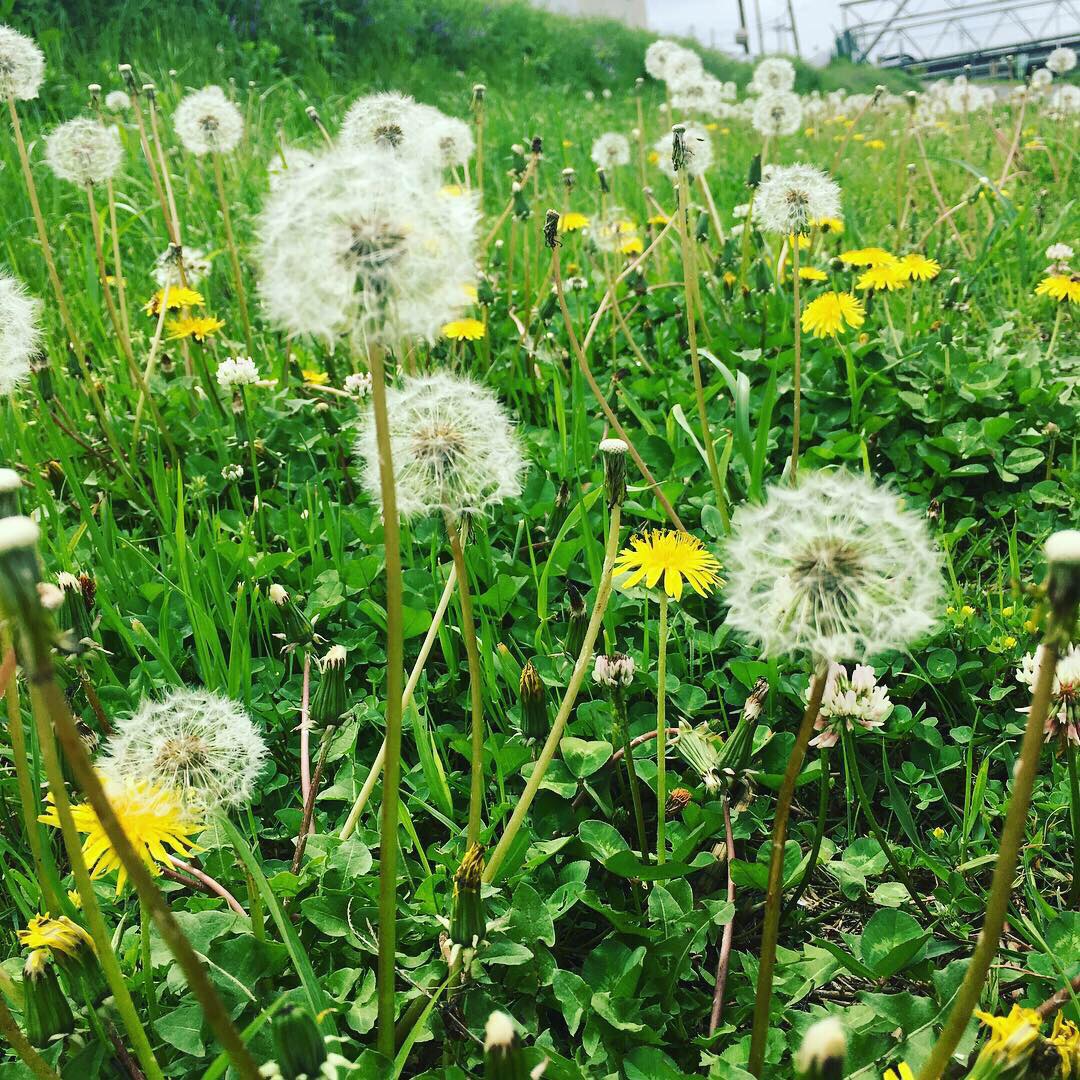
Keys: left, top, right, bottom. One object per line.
{"left": 917, "top": 641, "right": 1059, "bottom": 1080}
{"left": 708, "top": 795, "right": 737, "bottom": 1034}
{"left": 656, "top": 592, "right": 670, "bottom": 865}
{"left": 614, "top": 687, "right": 649, "bottom": 862}
{"left": 445, "top": 512, "right": 486, "bottom": 847}
{"left": 484, "top": 503, "right": 623, "bottom": 883}
{"left": 747, "top": 664, "right": 827, "bottom": 1077}
{"left": 369, "top": 342, "right": 406, "bottom": 1060}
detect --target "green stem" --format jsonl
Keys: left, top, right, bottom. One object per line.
{"left": 917, "top": 641, "right": 1059, "bottom": 1080}
{"left": 1067, "top": 742, "right": 1080, "bottom": 907}
{"left": 615, "top": 690, "right": 650, "bottom": 863}
{"left": 212, "top": 152, "right": 253, "bottom": 355}
{"left": 747, "top": 664, "right": 828, "bottom": 1077}
{"left": 656, "top": 592, "right": 669, "bottom": 866}
{"left": 790, "top": 240, "right": 803, "bottom": 481}
{"left": 140, "top": 899, "right": 158, "bottom": 1022}
{"left": 781, "top": 746, "right": 830, "bottom": 920}
{"left": 369, "top": 342, "right": 406, "bottom": 1059}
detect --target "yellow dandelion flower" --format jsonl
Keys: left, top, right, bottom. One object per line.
{"left": 301, "top": 368, "right": 330, "bottom": 385}
{"left": 857, "top": 263, "right": 908, "bottom": 292}
{"left": 843, "top": 119, "right": 856, "bottom": 128}
{"left": 867, "top": 139, "right": 886, "bottom": 150}
{"left": 840, "top": 247, "right": 898, "bottom": 267}
{"left": 613, "top": 530, "right": 722, "bottom": 601}
{"left": 143, "top": 286, "right": 204, "bottom": 316}
{"left": 440, "top": 183, "right": 466, "bottom": 197}
{"left": 720, "top": 127, "right": 730, "bottom": 135}
{"left": 899, "top": 253, "right": 941, "bottom": 281}
{"left": 812, "top": 217, "right": 844, "bottom": 234}
{"left": 789, "top": 233, "right": 811, "bottom": 250}
{"left": 799, "top": 267, "right": 828, "bottom": 282}
{"left": 561, "top": 139, "right": 574, "bottom": 149}
{"left": 704, "top": 122, "right": 718, "bottom": 131}
{"left": 166, "top": 315, "right": 224, "bottom": 342}
{"left": 800, "top": 291, "right": 866, "bottom": 338}
{"left": 722, "top": 271, "right": 738, "bottom": 287}
{"left": 804, "top": 126, "right": 816, "bottom": 136}
{"left": 852, "top": 132, "right": 866, "bottom": 142}
{"left": 974, "top": 1005, "right": 1042, "bottom": 1062}
{"left": 619, "top": 235, "right": 644, "bottom": 256}
{"left": 40, "top": 779, "right": 201, "bottom": 895}
{"left": 647, "top": 150, "right": 660, "bottom": 165}
{"left": 1049, "top": 1013, "right": 1080, "bottom": 1074}
{"left": 1036, "top": 274, "right": 1080, "bottom": 303}
{"left": 884, "top": 1065, "right": 915, "bottom": 1080}
{"left": 647, "top": 213, "right": 669, "bottom": 226}
{"left": 18, "top": 915, "right": 95, "bottom": 959}
{"left": 442, "top": 317, "right": 486, "bottom": 341}
{"left": 66, "top": 890, "right": 81, "bottom": 910}
{"left": 558, "top": 212, "right": 589, "bottom": 233}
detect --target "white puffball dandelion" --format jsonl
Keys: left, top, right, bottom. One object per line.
{"left": 256, "top": 146, "right": 478, "bottom": 344}
{"left": 723, "top": 470, "right": 943, "bottom": 662}
{"left": 753, "top": 163, "right": 841, "bottom": 236}
{"left": 153, "top": 244, "right": 211, "bottom": 288}
{"left": 1046, "top": 45, "right": 1077, "bottom": 74}
{"left": 104, "top": 89, "right": 130, "bottom": 112}
{"left": 267, "top": 145, "right": 319, "bottom": 190}
{"left": 173, "top": 85, "right": 243, "bottom": 156}
{"left": 425, "top": 109, "right": 475, "bottom": 169}
{"left": 0, "top": 271, "right": 41, "bottom": 396}
{"left": 0, "top": 25, "right": 44, "bottom": 100}
{"left": 355, "top": 371, "right": 525, "bottom": 520}
{"left": 591, "top": 131, "right": 631, "bottom": 171}
{"left": 752, "top": 90, "right": 804, "bottom": 137}
{"left": 653, "top": 123, "right": 713, "bottom": 180}
{"left": 97, "top": 687, "right": 267, "bottom": 812}
{"left": 671, "top": 74, "right": 730, "bottom": 117}
{"left": 749, "top": 56, "right": 796, "bottom": 95}
{"left": 339, "top": 91, "right": 440, "bottom": 171}
{"left": 44, "top": 118, "right": 123, "bottom": 186}
{"left": 645, "top": 40, "right": 702, "bottom": 86}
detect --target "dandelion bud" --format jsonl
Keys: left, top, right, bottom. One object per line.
{"left": 449, "top": 843, "right": 486, "bottom": 947}
{"left": 0, "top": 515, "right": 48, "bottom": 649}
{"left": 22, "top": 949, "right": 74, "bottom": 1047}
{"left": 543, "top": 209, "right": 561, "bottom": 250}
{"left": 512, "top": 182, "right": 530, "bottom": 221}
{"left": 747, "top": 152, "right": 762, "bottom": 189}
{"left": 87, "top": 82, "right": 101, "bottom": 104}
{"left": 518, "top": 661, "right": 547, "bottom": 742}
{"left": 471, "top": 83, "right": 486, "bottom": 106}
{"left": 118, "top": 63, "right": 135, "bottom": 89}
{"left": 530, "top": 135, "right": 542, "bottom": 156}
{"left": 561, "top": 167, "right": 576, "bottom": 193}
{"left": 0, "top": 468, "right": 22, "bottom": 517}
{"left": 596, "top": 166, "right": 609, "bottom": 194}
{"left": 795, "top": 1017, "right": 847, "bottom": 1080}
{"left": 484, "top": 1011, "right": 529, "bottom": 1080}
{"left": 1045, "top": 530, "right": 1080, "bottom": 633}
{"left": 695, "top": 210, "right": 709, "bottom": 242}
{"left": 563, "top": 581, "right": 587, "bottom": 657}
{"left": 671, "top": 123, "right": 688, "bottom": 173}
{"left": 53, "top": 571, "right": 95, "bottom": 656}
{"left": 141, "top": 82, "right": 155, "bottom": 102}
{"left": 268, "top": 583, "right": 314, "bottom": 650}
{"left": 599, "top": 438, "right": 628, "bottom": 508}
{"left": 20, "top": 914, "right": 105, "bottom": 1005}
{"left": 310, "top": 645, "right": 348, "bottom": 729}
{"left": 270, "top": 1005, "right": 328, "bottom": 1080}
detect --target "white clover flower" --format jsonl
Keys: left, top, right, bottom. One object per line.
{"left": 44, "top": 118, "right": 123, "bottom": 186}
{"left": 104, "top": 89, "right": 130, "bottom": 112}
{"left": 1046, "top": 243, "right": 1074, "bottom": 263}
{"left": 0, "top": 25, "right": 44, "bottom": 100}
{"left": 653, "top": 123, "right": 713, "bottom": 180}
{"left": 355, "top": 371, "right": 525, "bottom": 520}
{"left": 339, "top": 91, "right": 440, "bottom": 171}
{"left": 1047, "top": 45, "right": 1077, "bottom": 73}
{"left": 753, "top": 163, "right": 841, "bottom": 236}
{"left": 752, "top": 90, "right": 804, "bottom": 137}
{"left": 256, "top": 147, "right": 478, "bottom": 345}
{"left": 153, "top": 244, "right": 211, "bottom": 288}
{"left": 344, "top": 371, "right": 372, "bottom": 398}
{"left": 593, "top": 652, "right": 636, "bottom": 688}
{"left": 173, "top": 85, "right": 243, "bottom": 155}
{"left": 0, "top": 270, "right": 41, "bottom": 397}
{"left": 749, "top": 56, "right": 796, "bottom": 95}
{"left": 590, "top": 131, "right": 631, "bottom": 171}
{"left": 221, "top": 463, "right": 243, "bottom": 481}
{"left": 216, "top": 355, "right": 259, "bottom": 389}
{"left": 724, "top": 470, "right": 944, "bottom": 662}
{"left": 809, "top": 663, "right": 893, "bottom": 747}
{"left": 1016, "top": 644, "right": 1079, "bottom": 745}
{"left": 98, "top": 688, "right": 267, "bottom": 811}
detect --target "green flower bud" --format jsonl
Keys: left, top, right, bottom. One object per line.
{"left": 272, "top": 1005, "right": 328, "bottom": 1080}
{"left": 268, "top": 583, "right": 314, "bottom": 650}
{"left": 449, "top": 844, "right": 486, "bottom": 947}
{"left": 22, "top": 950, "right": 74, "bottom": 1048}
{"left": 563, "top": 582, "right": 587, "bottom": 657}
{"left": 512, "top": 182, "right": 530, "bottom": 222}
{"left": 518, "top": 661, "right": 547, "bottom": 742}
{"left": 747, "top": 152, "right": 762, "bottom": 189}
{"left": 310, "top": 645, "right": 348, "bottom": 729}
{"left": 484, "top": 1011, "right": 529, "bottom": 1080}
{"left": 53, "top": 571, "right": 96, "bottom": 657}
{"left": 599, "top": 439, "right": 628, "bottom": 509}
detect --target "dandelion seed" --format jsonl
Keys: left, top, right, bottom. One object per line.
{"left": 173, "top": 85, "right": 243, "bottom": 156}
{"left": 354, "top": 371, "right": 525, "bottom": 521}
{"left": 590, "top": 131, "right": 631, "bottom": 171}
{"left": 0, "top": 25, "right": 44, "bottom": 100}
{"left": 800, "top": 291, "right": 865, "bottom": 338}
{"left": 723, "top": 470, "right": 944, "bottom": 661}
{"left": 753, "top": 164, "right": 841, "bottom": 236}
{"left": 44, "top": 118, "right": 123, "bottom": 186}
{"left": 0, "top": 270, "right": 41, "bottom": 397}
{"left": 97, "top": 688, "right": 267, "bottom": 811}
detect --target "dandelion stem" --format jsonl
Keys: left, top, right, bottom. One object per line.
{"left": 707, "top": 795, "right": 737, "bottom": 1034}
{"left": 917, "top": 641, "right": 1059, "bottom": 1080}
{"left": 291, "top": 726, "right": 335, "bottom": 875}
{"left": 0, "top": 998, "right": 61, "bottom": 1080}
{"left": 614, "top": 689, "right": 649, "bottom": 863}
{"left": 1066, "top": 742, "right": 1080, "bottom": 907}
{"left": 747, "top": 663, "right": 827, "bottom": 1077}
{"left": 84, "top": 184, "right": 134, "bottom": 367}
{"left": 368, "top": 341, "right": 406, "bottom": 1059}
{"left": 484, "top": 503, "right": 622, "bottom": 884}
{"left": 126, "top": 81, "right": 175, "bottom": 242}
{"left": 299, "top": 649, "right": 312, "bottom": 814}
{"left": 1047, "top": 304, "right": 1063, "bottom": 359}
{"left": 140, "top": 899, "right": 158, "bottom": 1022}
{"left": 781, "top": 746, "right": 830, "bottom": 920}
{"left": 790, "top": 240, "right": 803, "bottom": 481}
{"left": 656, "top": 592, "right": 669, "bottom": 865}
{"left": 171, "top": 858, "right": 246, "bottom": 916}
{"left": 212, "top": 152, "right": 253, "bottom": 355}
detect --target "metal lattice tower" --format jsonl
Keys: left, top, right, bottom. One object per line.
{"left": 838, "top": 0, "right": 1080, "bottom": 76}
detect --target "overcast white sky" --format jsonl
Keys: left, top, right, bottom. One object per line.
{"left": 644, "top": 0, "right": 846, "bottom": 62}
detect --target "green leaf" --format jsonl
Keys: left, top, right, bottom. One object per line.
{"left": 155, "top": 1005, "right": 205, "bottom": 1057}
{"left": 560, "top": 736, "right": 612, "bottom": 779}
{"left": 509, "top": 880, "right": 556, "bottom": 948}
{"left": 578, "top": 819, "right": 630, "bottom": 862}
{"left": 552, "top": 969, "right": 591, "bottom": 1035}
{"left": 860, "top": 909, "right": 928, "bottom": 978}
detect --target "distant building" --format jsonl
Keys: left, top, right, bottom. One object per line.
{"left": 532, "top": 0, "right": 648, "bottom": 28}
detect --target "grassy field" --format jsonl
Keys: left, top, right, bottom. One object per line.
{"left": 0, "top": 1, "right": 1078, "bottom": 1079}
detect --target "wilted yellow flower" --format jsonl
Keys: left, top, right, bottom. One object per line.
{"left": 18, "top": 915, "right": 95, "bottom": 959}
{"left": 167, "top": 315, "right": 224, "bottom": 342}
{"left": 143, "top": 286, "right": 204, "bottom": 316}
{"left": 442, "top": 318, "right": 486, "bottom": 341}
{"left": 973, "top": 1005, "right": 1041, "bottom": 1068}
{"left": 1036, "top": 274, "right": 1080, "bottom": 303}
{"left": 558, "top": 211, "right": 589, "bottom": 232}
{"left": 801, "top": 291, "right": 865, "bottom": 338}
{"left": 899, "top": 253, "right": 941, "bottom": 281}
{"left": 614, "top": 530, "right": 722, "bottom": 601}
{"left": 857, "top": 263, "right": 907, "bottom": 292}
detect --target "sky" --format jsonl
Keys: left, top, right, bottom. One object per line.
{"left": 644, "top": 0, "right": 846, "bottom": 63}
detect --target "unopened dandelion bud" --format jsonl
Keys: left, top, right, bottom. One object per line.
{"left": 270, "top": 1005, "right": 328, "bottom": 1080}
{"left": 0, "top": 468, "right": 22, "bottom": 517}
{"left": 472, "top": 83, "right": 486, "bottom": 105}
{"left": 310, "top": 645, "right": 348, "bottom": 729}
{"left": 304, "top": 104, "right": 320, "bottom": 126}
{"left": 510, "top": 143, "right": 526, "bottom": 175}
{"left": 539, "top": 287, "right": 558, "bottom": 321}
{"left": 543, "top": 209, "right": 561, "bottom": 250}
{"left": 695, "top": 210, "right": 709, "bottom": 242}
{"left": 512, "top": 182, "right": 530, "bottom": 221}
{"left": 518, "top": 661, "right": 547, "bottom": 742}
{"left": 671, "top": 124, "right": 688, "bottom": 173}
{"left": 599, "top": 438, "right": 628, "bottom": 508}
{"left": 87, "top": 83, "right": 100, "bottom": 105}
{"left": 118, "top": 63, "right": 135, "bottom": 89}
{"left": 268, "top": 583, "right": 314, "bottom": 649}
{"left": 484, "top": 1011, "right": 529, "bottom": 1080}
{"left": 1045, "top": 530, "right": 1080, "bottom": 633}
{"left": 53, "top": 570, "right": 95, "bottom": 656}
{"left": 563, "top": 581, "right": 587, "bottom": 657}
{"left": 22, "top": 949, "right": 74, "bottom": 1048}
{"left": 747, "top": 152, "right": 762, "bottom": 189}
{"left": 546, "top": 480, "right": 571, "bottom": 540}
{"left": 595, "top": 165, "right": 609, "bottom": 194}
{"left": 450, "top": 843, "right": 486, "bottom": 946}
{"left": 795, "top": 1017, "right": 847, "bottom": 1080}
{"left": 0, "top": 515, "right": 49, "bottom": 650}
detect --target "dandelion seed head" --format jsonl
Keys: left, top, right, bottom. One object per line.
{"left": 0, "top": 25, "right": 44, "bottom": 100}
{"left": 340, "top": 91, "right": 442, "bottom": 172}
{"left": 645, "top": 40, "right": 703, "bottom": 85}
{"left": 104, "top": 89, "right": 130, "bottom": 112}
{"left": 257, "top": 147, "right": 478, "bottom": 344}
{"left": 98, "top": 688, "right": 267, "bottom": 812}
{"left": 751, "top": 90, "right": 804, "bottom": 136}
{"left": 355, "top": 371, "right": 525, "bottom": 520}
{"left": 0, "top": 271, "right": 41, "bottom": 397}
{"left": 749, "top": 56, "right": 796, "bottom": 95}
{"left": 44, "top": 118, "right": 123, "bottom": 187}
{"left": 173, "top": 85, "right": 243, "bottom": 156}
{"left": 795, "top": 1018, "right": 847, "bottom": 1076}
{"left": 485, "top": 1011, "right": 517, "bottom": 1051}
{"left": 267, "top": 145, "right": 319, "bottom": 191}
{"left": 724, "top": 470, "right": 944, "bottom": 662}
{"left": 653, "top": 123, "right": 713, "bottom": 180}
{"left": 1047, "top": 46, "right": 1077, "bottom": 74}
{"left": 424, "top": 108, "right": 475, "bottom": 168}
{"left": 153, "top": 245, "right": 211, "bottom": 289}
{"left": 590, "top": 131, "right": 631, "bottom": 170}
{"left": 671, "top": 74, "right": 732, "bottom": 118}
{"left": 753, "top": 163, "right": 841, "bottom": 236}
